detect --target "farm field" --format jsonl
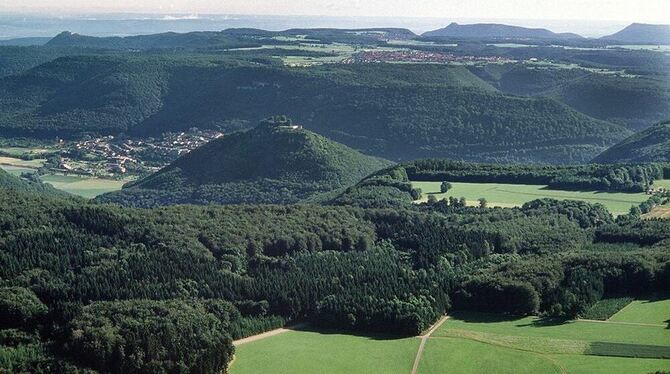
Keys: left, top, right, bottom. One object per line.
{"left": 230, "top": 329, "right": 419, "bottom": 374}
{"left": 412, "top": 181, "right": 650, "bottom": 214}
{"left": 230, "top": 309, "right": 670, "bottom": 374}
{"left": 40, "top": 174, "right": 129, "bottom": 198}
{"left": 609, "top": 298, "right": 670, "bottom": 326}
{"left": 0, "top": 156, "right": 45, "bottom": 169}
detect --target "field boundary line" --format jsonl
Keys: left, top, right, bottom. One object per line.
{"left": 605, "top": 299, "right": 635, "bottom": 322}
{"left": 576, "top": 318, "right": 665, "bottom": 328}
{"left": 410, "top": 315, "right": 449, "bottom": 374}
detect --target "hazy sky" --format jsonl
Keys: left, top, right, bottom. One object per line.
{"left": 3, "top": 0, "right": 669, "bottom": 23}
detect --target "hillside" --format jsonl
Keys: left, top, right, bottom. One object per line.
{"left": 422, "top": 23, "right": 582, "bottom": 40}
{"left": 0, "top": 55, "right": 631, "bottom": 164}
{"left": 601, "top": 23, "right": 670, "bottom": 44}
{"left": 469, "top": 64, "right": 670, "bottom": 131}
{"left": 592, "top": 121, "right": 670, "bottom": 164}
{"left": 45, "top": 28, "right": 416, "bottom": 51}
{"left": 98, "top": 117, "right": 392, "bottom": 206}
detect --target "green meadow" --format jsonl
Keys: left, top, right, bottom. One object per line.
{"left": 412, "top": 181, "right": 650, "bottom": 214}
{"left": 231, "top": 300, "right": 669, "bottom": 374}
{"left": 609, "top": 298, "right": 670, "bottom": 326}
{"left": 230, "top": 330, "right": 419, "bottom": 374}
{"left": 40, "top": 174, "right": 128, "bottom": 198}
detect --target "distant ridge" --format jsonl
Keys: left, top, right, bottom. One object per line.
{"left": 592, "top": 120, "right": 670, "bottom": 164}
{"left": 97, "top": 116, "right": 393, "bottom": 207}
{"left": 422, "top": 23, "right": 583, "bottom": 40}
{"left": 601, "top": 23, "right": 670, "bottom": 44}
{"left": 45, "top": 28, "right": 416, "bottom": 50}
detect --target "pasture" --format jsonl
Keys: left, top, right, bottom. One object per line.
{"left": 609, "top": 298, "right": 670, "bottom": 326}
{"left": 231, "top": 305, "right": 670, "bottom": 374}
{"left": 40, "top": 174, "right": 128, "bottom": 198}
{"left": 230, "top": 329, "right": 419, "bottom": 374}
{"left": 412, "top": 181, "right": 650, "bottom": 214}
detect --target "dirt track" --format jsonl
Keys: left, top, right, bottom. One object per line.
{"left": 410, "top": 315, "right": 449, "bottom": 374}
{"left": 233, "top": 323, "right": 307, "bottom": 346}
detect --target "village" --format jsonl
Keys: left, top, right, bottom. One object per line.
{"left": 343, "top": 50, "right": 516, "bottom": 64}
{"left": 49, "top": 128, "right": 224, "bottom": 178}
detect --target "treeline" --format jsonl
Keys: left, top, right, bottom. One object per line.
{"left": 406, "top": 159, "right": 669, "bottom": 192}
{"left": 455, "top": 248, "right": 670, "bottom": 317}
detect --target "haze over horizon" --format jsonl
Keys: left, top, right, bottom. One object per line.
{"left": 3, "top": 0, "right": 669, "bottom": 25}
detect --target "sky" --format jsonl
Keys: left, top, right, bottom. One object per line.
{"left": 2, "top": 0, "right": 669, "bottom": 24}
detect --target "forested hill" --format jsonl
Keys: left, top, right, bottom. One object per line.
{"left": 422, "top": 23, "right": 583, "bottom": 40}
{"left": 0, "top": 55, "right": 630, "bottom": 164}
{"left": 468, "top": 64, "right": 670, "bottom": 131}
{"left": 593, "top": 121, "right": 670, "bottom": 164}
{"left": 601, "top": 23, "right": 670, "bottom": 44}
{"left": 97, "top": 117, "right": 392, "bottom": 206}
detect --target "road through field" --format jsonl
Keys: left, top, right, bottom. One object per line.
{"left": 411, "top": 316, "right": 449, "bottom": 374}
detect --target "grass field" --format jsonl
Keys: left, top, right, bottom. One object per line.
{"left": 419, "top": 337, "right": 562, "bottom": 374}
{"left": 653, "top": 179, "right": 670, "bottom": 189}
{"left": 0, "top": 156, "right": 45, "bottom": 169}
{"left": 434, "top": 313, "right": 669, "bottom": 346}
{"left": 412, "top": 181, "right": 650, "bottom": 214}
{"left": 609, "top": 299, "right": 670, "bottom": 326}
{"left": 230, "top": 330, "right": 419, "bottom": 374}
{"left": 40, "top": 174, "right": 128, "bottom": 198}
{"left": 231, "top": 310, "right": 670, "bottom": 373}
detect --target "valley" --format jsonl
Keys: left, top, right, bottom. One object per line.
{"left": 0, "top": 14, "right": 668, "bottom": 374}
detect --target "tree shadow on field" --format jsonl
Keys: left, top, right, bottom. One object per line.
{"left": 449, "top": 311, "right": 521, "bottom": 324}
{"left": 449, "top": 311, "right": 570, "bottom": 328}
{"left": 293, "top": 324, "right": 413, "bottom": 341}
{"left": 519, "top": 317, "right": 571, "bottom": 328}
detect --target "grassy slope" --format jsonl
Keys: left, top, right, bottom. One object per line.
{"left": 609, "top": 299, "right": 670, "bottom": 325}
{"left": 230, "top": 330, "right": 419, "bottom": 374}
{"left": 411, "top": 181, "right": 648, "bottom": 214}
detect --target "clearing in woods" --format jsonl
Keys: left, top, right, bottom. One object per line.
{"left": 40, "top": 174, "right": 129, "bottom": 198}
{"left": 230, "top": 301, "right": 669, "bottom": 373}
{"left": 230, "top": 329, "right": 419, "bottom": 374}
{"left": 411, "top": 181, "right": 651, "bottom": 214}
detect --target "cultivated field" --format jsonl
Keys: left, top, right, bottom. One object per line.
{"left": 412, "top": 181, "right": 650, "bottom": 214}
{"left": 40, "top": 174, "right": 129, "bottom": 198}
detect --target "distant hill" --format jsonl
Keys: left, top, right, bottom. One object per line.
{"left": 0, "top": 37, "right": 51, "bottom": 46}
{"left": 592, "top": 121, "right": 670, "bottom": 164}
{"left": 601, "top": 23, "right": 670, "bottom": 44}
{"left": 0, "top": 55, "right": 630, "bottom": 164}
{"left": 97, "top": 117, "right": 392, "bottom": 207}
{"left": 45, "top": 28, "right": 416, "bottom": 50}
{"left": 468, "top": 64, "right": 670, "bottom": 131}
{"left": 422, "top": 23, "right": 583, "bottom": 40}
